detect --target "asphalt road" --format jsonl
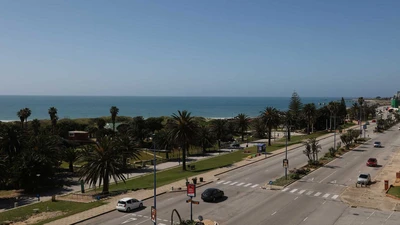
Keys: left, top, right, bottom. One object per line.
{"left": 78, "top": 117, "right": 400, "bottom": 225}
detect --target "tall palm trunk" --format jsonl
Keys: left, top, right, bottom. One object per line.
{"left": 268, "top": 127, "right": 272, "bottom": 146}
{"left": 182, "top": 144, "right": 187, "bottom": 171}
{"left": 103, "top": 171, "right": 110, "bottom": 194}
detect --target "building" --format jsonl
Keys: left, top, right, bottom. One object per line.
{"left": 68, "top": 131, "right": 89, "bottom": 141}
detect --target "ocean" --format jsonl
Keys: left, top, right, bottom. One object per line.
{"left": 0, "top": 96, "right": 351, "bottom": 121}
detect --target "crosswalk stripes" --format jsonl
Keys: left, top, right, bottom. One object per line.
{"left": 215, "top": 180, "right": 260, "bottom": 189}
{"left": 280, "top": 188, "right": 340, "bottom": 201}
{"left": 322, "top": 193, "right": 330, "bottom": 198}
{"left": 298, "top": 190, "right": 306, "bottom": 194}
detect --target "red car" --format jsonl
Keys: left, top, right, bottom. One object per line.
{"left": 372, "top": 119, "right": 376, "bottom": 122}
{"left": 366, "top": 158, "right": 378, "bottom": 167}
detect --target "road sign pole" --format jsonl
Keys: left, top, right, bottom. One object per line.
{"left": 190, "top": 196, "right": 193, "bottom": 221}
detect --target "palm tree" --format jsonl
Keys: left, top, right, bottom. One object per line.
{"left": 358, "top": 97, "right": 364, "bottom": 122}
{"left": 48, "top": 107, "right": 58, "bottom": 134}
{"left": 303, "top": 103, "right": 317, "bottom": 134}
{"left": 31, "top": 119, "right": 41, "bottom": 135}
{"left": 235, "top": 113, "right": 250, "bottom": 142}
{"left": 110, "top": 106, "right": 119, "bottom": 133}
{"left": 260, "top": 107, "right": 280, "bottom": 146}
{"left": 211, "top": 119, "right": 227, "bottom": 150}
{"left": 168, "top": 110, "right": 198, "bottom": 171}
{"left": 79, "top": 136, "right": 126, "bottom": 194}
{"left": 0, "top": 124, "right": 22, "bottom": 163}
{"left": 63, "top": 147, "right": 82, "bottom": 173}
{"left": 17, "top": 109, "right": 26, "bottom": 130}
{"left": 115, "top": 134, "right": 141, "bottom": 170}
{"left": 23, "top": 108, "right": 31, "bottom": 129}
{"left": 153, "top": 129, "right": 174, "bottom": 159}
{"left": 195, "top": 125, "right": 215, "bottom": 154}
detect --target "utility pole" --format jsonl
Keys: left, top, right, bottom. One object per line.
{"left": 152, "top": 134, "right": 157, "bottom": 225}
{"left": 285, "top": 123, "right": 288, "bottom": 180}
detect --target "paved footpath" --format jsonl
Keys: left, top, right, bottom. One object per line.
{"left": 44, "top": 130, "right": 341, "bottom": 225}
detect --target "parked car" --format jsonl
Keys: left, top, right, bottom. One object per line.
{"left": 116, "top": 198, "right": 143, "bottom": 212}
{"left": 201, "top": 188, "right": 224, "bottom": 202}
{"left": 357, "top": 173, "right": 371, "bottom": 185}
{"left": 373, "top": 141, "right": 382, "bottom": 148}
{"left": 231, "top": 142, "right": 240, "bottom": 147}
{"left": 366, "top": 158, "right": 378, "bottom": 167}
{"left": 372, "top": 119, "right": 376, "bottom": 122}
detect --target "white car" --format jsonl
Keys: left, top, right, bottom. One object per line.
{"left": 116, "top": 198, "right": 143, "bottom": 212}
{"left": 357, "top": 173, "right": 371, "bottom": 185}
{"left": 373, "top": 141, "right": 382, "bottom": 148}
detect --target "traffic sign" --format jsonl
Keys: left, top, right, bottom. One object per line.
{"left": 187, "top": 183, "right": 196, "bottom": 197}
{"left": 151, "top": 206, "right": 156, "bottom": 223}
{"left": 283, "top": 159, "right": 289, "bottom": 168}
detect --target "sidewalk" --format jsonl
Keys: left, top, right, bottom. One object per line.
{"left": 45, "top": 131, "right": 338, "bottom": 225}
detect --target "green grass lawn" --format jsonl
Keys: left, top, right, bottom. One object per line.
{"left": 387, "top": 186, "right": 400, "bottom": 198}
{"left": 0, "top": 200, "right": 105, "bottom": 225}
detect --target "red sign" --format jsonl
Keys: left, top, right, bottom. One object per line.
{"left": 151, "top": 206, "right": 156, "bottom": 222}
{"left": 187, "top": 184, "right": 196, "bottom": 197}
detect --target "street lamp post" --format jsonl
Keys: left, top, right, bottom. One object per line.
{"left": 152, "top": 134, "right": 157, "bottom": 225}
{"left": 359, "top": 106, "right": 362, "bottom": 138}
{"left": 285, "top": 124, "right": 288, "bottom": 180}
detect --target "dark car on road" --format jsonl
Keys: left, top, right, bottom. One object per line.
{"left": 366, "top": 158, "right": 378, "bottom": 167}
{"left": 201, "top": 188, "right": 224, "bottom": 202}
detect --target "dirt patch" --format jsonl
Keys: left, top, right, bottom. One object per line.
{"left": 340, "top": 148, "right": 400, "bottom": 211}
{"left": 12, "top": 211, "right": 66, "bottom": 225}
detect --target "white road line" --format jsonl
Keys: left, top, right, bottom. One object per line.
{"left": 137, "top": 215, "right": 143, "bottom": 217}
{"left": 237, "top": 182, "right": 245, "bottom": 186}
{"left": 323, "top": 193, "right": 330, "bottom": 198}
{"left": 290, "top": 189, "right": 298, "bottom": 193}
{"left": 251, "top": 184, "right": 259, "bottom": 188}
{"left": 385, "top": 211, "right": 394, "bottom": 222}
{"left": 143, "top": 216, "right": 148, "bottom": 218}
{"left": 331, "top": 195, "right": 339, "bottom": 200}
{"left": 217, "top": 180, "right": 225, "bottom": 184}
{"left": 314, "top": 192, "right": 322, "bottom": 197}
{"left": 244, "top": 183, "right": 252, "bottom": 187}
{"left": 298, "top": 190, "right": 306, "bottom": 194}
{"left": 303, "top": 217, "right": 308, "bottom": 221}
{"left": 158, "top": 223, "right": 166, "bottom": 225}
{"left": 306, "top": 191, "right": 313, "bottom": 195}
{"left": 282, "top": 188, "right": 290, "bottom": 192}
{"left": 163, "top": 219, "right": 169, "bottom": 221}
{"left": 271, "top": 211, "right": 277, "bottom": 215}
{"left": 319, "top": 171, "right": 337, "bottom": 183}
{"left": 230, "top": 182, "right": 238, "bottom": 185}
{"left": 322, "top": 201, "right": 326, "bottom": 204}
{"left": 223, "top": 181, "right": 231, "bottom": 185}
{"left": 294, "top": 197, "right": 298, "bottom": 200}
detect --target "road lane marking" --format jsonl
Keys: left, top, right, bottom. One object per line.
{"left": 244, "top": 183, "right": 252, "bottom": 187}
{"left": 306, "top": 191, "right": 313, "bottom": 195}
{"left": 294, "top": 197, "right": 298, "bottom": 200}
{"left": 322, "top": 201, "right": 326, "bottom": 204}
{"left": 217, "top": 180, "right": 224, "bottom": 184}
{"left": 314, "top": 192, "right": 322, "bottom": 197}
{"left": 230, "top": 182, "right": 238, "bottom": 185}
{"left": 323, "top": 193, "right": 330, "bottom": 198}
{"left": 319, "top": 171, "right": 337, "bottom": 183}
{"left": 158, "top": 223, "right": 166, "bottom": 225}
{"left": 332, "top": 194, "right": 339, "bottom": 200}
{"left": 298, "top": 190, "right": 306, "bottom": 194}
{"left": 137, "top": 215, "right": 143, "bottom": 217}
{"left": 290, "top": 189, "right": 298, "bottom": 193}
{"left": 271, "top": 211, "right": 277, "bottom": 215}
{"left": 163, "top": 219, "right": 169, "bottom": 221}
{"left": 303, "top": 217, "right": 308, "bottom": 221}
{"left": 385, "top": 211, "right": 394, "bottom": 222}
{"left": 282, "top": 188, "right": 289, "bottom": 192}
{"left": 251, "top": 184, "right": 259, "bottom": 188}
{"left": 143, "top": 216, "right": 148, "bottom": 218}
{"left": 122, "top": 218, "right": 137, "bottom": 224}
{"left": 237, "top": 182, "right": 245, "bottom": 186}
{"left": 223, "top": 181, "right": 231, "bottom": 185}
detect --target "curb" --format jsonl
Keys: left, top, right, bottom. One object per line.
{"left": 70, "top": 191, "right": 168, "bottom": 225}
{"left": 214, "top": 134, "right": 335, "bottom": 177}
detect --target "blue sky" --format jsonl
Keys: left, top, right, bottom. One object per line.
{"left": 0, "top": 0, "right": 399, "bottom": 97}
